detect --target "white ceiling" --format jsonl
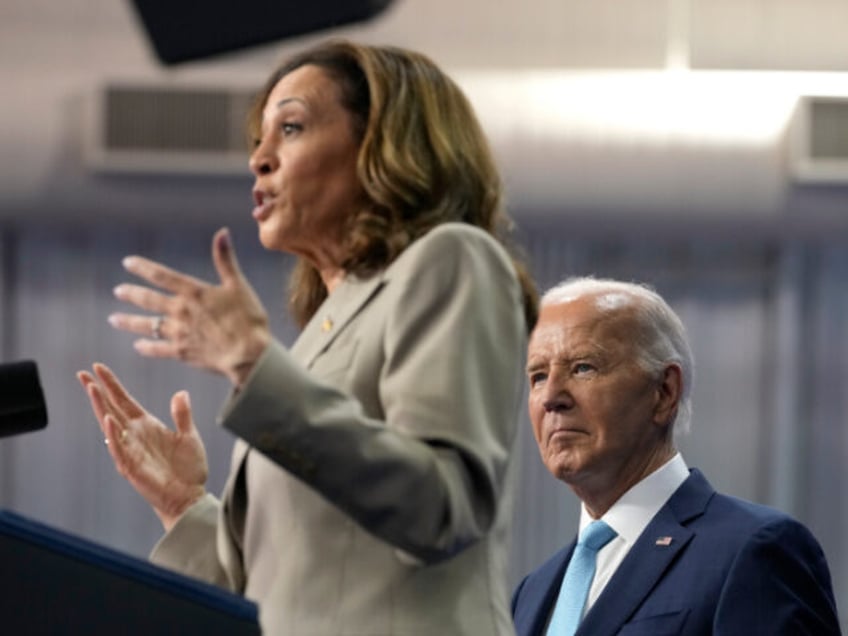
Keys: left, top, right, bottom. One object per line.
{"left": 6, "top": 0, "right": 847, "bottom": 70}
{"left": 2, "top": 0, "right": 848, "bottom": 229}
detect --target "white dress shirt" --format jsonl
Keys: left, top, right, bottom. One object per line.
{"left": 578, "top": 453, "right": 689, "bottom": 617}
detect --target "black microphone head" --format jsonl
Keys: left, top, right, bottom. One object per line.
{"left": 0, "top": 360, "right": 48, "bottom": 438}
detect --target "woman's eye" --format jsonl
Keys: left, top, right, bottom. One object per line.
{"left": 281, "top": 122, "right": 302, "bottom": 135}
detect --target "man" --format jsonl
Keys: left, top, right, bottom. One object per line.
{"left": 512, "top": 276, "right": 840, "bottom": 635}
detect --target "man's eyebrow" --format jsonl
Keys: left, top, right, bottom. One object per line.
{"left": 525, "top": 357, "right": 548, "bottom": 373}
{"left": 527, "top": 348, "right": 606, "bottom": 371}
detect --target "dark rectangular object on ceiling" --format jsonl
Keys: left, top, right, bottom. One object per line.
{"left": 129, "top": 0, "right": 395, "bottom": 65}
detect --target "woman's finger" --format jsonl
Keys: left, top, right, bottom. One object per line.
{"left": 86, "top": 383, "right": 112, "bottom": 434}
{"left": 211, "top": 228, "right": 245, "bottom": 287}
{"left": 78, "top": 372, "right": 112, "bottom": 436}
{"left": 170, "top": 390, "right": 195, "bottom": 437}
{"left": 132, "top": 337, "right": 178, "bottom": 360}
{"left": 108, "top": 311, "right": 172, "bottom": 339}
{"left": 92, "top": 363, "right": 147, "bottom": 419}
{"left": 122, "top": 255, "right": 207, "bottom": 295}
{"left": 107, "top": 314, "right": 182, "bottom": 361}
{"left": 102, "top": 413, "right": 132, "bottom": 474}
{"left": 78, "top": 370, "right": 128, "bottom": 433}
{"left": 77, "top": 370, "right": 96, "bottom": 394}
{"left": 113, "top": 283, "right": 173, "bottom": 315}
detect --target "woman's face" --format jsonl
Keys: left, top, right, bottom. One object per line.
{"left": 249, "top": 64, "right": 363, "bottom": 268}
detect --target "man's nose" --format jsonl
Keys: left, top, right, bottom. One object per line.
{"left": 541, "top": 370, "right": 574, "bottom": 412}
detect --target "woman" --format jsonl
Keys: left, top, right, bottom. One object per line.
{"left": 79, "top": 39, "right": 537, "bottom": 635}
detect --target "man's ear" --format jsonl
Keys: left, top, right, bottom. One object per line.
{"left": 654, "top": 363, "right": 682, "bottom": 428}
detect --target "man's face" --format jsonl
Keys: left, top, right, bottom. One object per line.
{"left": 526, "top": 295, "right": 672, "bottom": 498}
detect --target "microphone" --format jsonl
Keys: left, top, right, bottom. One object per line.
{"left": 0, "top": 360, "right": 48, "bottom": 438}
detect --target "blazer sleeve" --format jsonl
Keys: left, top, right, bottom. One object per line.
{"left": 149, "top": 493, "right": 235, "bottom": 589}
{"left": 713, "top": 516, "right": 840, "bottom": 635}
{"left": 218, "top": 225, "right": 528, "bottom": 564}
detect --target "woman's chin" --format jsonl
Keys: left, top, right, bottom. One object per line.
{"left": 257, "top": 223, "right": 287, "bottom": 252}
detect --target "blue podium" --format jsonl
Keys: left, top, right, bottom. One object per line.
{"left": 0, "top": 509, "right": 261, "bottom": 635}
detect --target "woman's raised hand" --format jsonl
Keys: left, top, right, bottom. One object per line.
{"left": 78, "top": 363, "right": 209, "bottom": 531}
{"left": 109, "top": 228, "right": 271, "bottom": 387}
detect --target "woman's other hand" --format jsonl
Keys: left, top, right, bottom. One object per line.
{"left": 77, "top": 363, "right": 208, "bottom": 531}
{"left": 109, "top": 228, "right": 271, "bottom": 387}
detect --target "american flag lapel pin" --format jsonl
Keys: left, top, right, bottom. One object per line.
{"left": 655, "top": 536, "right": 673, "bottom": 546}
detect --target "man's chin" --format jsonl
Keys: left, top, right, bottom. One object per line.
{"left": 548, "top": 454, "right": 583, "bottom": 484}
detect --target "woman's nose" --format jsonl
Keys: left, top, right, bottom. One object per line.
{"left": 249, "top": 143, "right": 278, "bottom": 176}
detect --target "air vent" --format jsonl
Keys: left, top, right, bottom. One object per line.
{"left": 85, "top": 84, "right": 256, "bottom": 175}
{"left": 790, "top": 96, "right": 848, "bottom": 183}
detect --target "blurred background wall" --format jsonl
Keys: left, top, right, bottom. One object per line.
{"left": 1, "top": 0, "right": 847, "bottom": 628}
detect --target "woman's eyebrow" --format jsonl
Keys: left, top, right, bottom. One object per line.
{"left": 274, "top": 96, "right": 308, "bottom": 109}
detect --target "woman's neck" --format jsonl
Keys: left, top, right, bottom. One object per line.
{"left": 320, "top": 267, "right": 346, "bottom": 293}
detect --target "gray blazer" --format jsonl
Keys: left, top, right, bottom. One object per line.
{"left": 151, "top": 223, "right": 527, "bottom": 635}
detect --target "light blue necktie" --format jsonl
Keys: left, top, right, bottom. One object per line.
{"left": 545, "top": 520, "right": 617, "bottom": 636}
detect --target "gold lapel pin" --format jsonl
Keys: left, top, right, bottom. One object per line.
{"left": 321, "top": 316, "right": 334, "bottom": 332}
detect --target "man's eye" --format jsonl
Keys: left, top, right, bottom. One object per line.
{"left": 529, "top": 372, "right": 547, "bottom": 387}
{"left": 573, "top": 362, "right": 594, "bottom": 375}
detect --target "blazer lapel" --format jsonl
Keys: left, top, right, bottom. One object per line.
{"left": 291, "top": 271, "right": 386, "bottom": 368}
{"left": 577, "top": 470, "right": 715, "bottom": 636}
{"left": 222, "top": 272, "right": 386, "bottom": 536}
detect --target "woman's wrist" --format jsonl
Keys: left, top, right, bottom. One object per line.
{"left": 228, "top": 331, "right": 271, "bottom": 387}
{"left": 157, "top": 488, "right": 206, "bottom": 532}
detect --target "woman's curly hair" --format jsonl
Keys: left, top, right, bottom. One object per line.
{"left": 247, "top": 39, "right": 538, "bottom": 331}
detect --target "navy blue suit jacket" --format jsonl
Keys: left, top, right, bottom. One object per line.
{"left": 512, "top": 469, "right": 840, "bottom": 635}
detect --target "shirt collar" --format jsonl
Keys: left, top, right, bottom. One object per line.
{"left": 579, "top": 453, "right": 689, "bottom": 545}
